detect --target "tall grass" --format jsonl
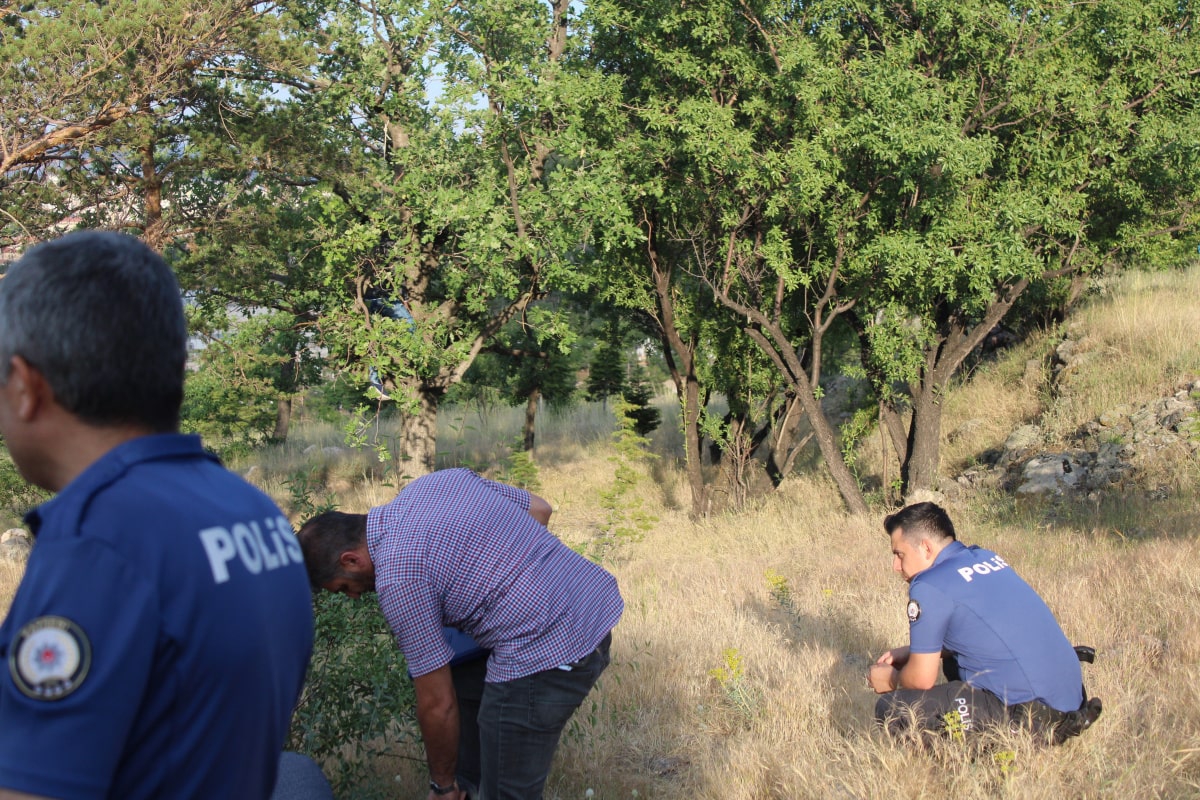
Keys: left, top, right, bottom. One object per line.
{"left": 0, "top": 266, "right": 1198, "bottom": 797}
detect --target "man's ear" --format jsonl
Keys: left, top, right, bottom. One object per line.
{"left": 920, "top": 537, "right": 937, "bottom": 561}
{"left": 338, "top": 547, "right": 364, "bottom": 570}
{"left": 6, "top": 356, "right": 51, "bottom": 421}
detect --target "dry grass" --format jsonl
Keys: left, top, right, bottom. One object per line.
{"left": 2, "top": 267, "right": 1199, "bottom": 798}
{"left": 0, "top": 559, "right": 23, "bottom": 613}
{"left": 1041, "top": 267, "right": 1200, "bottom": 443}
{"left": 367, "top": 457, "right": 1200, "bottom": 799}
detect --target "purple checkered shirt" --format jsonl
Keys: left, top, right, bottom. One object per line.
{"left": 366, "top": 468, "right": 623, "bottom": 681}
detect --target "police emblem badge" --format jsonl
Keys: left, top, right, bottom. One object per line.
{"left": 907, "top": 600, "right": 921, "bottom": 623}
{"left": 8, "top": 616, "right": 92, "bottom": 700}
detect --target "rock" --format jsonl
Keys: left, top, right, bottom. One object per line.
{"left": 1004, "top": 424, "right": 1042, "bottom": 451}
{"left": 1016, "top": 453, "right": 1086, "bottom": 495}
{"left": 1130, "top": 405, "right": 1158, "bottom": 433}
{"left": 1098, "top": 405, "right": 1132, "bottom": 428}
{"left": 1, "top": 528, "right": 32, "bottom": 561}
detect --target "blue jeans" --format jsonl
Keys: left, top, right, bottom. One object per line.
{"left": 465, "top": 633, "right": 612, "bottom": 800}
{"left": 270, "top": 752, "right": 334, "bottom": 800}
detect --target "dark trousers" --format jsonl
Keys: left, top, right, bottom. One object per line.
{"left": 875, "top": 680, "right": 1011, "bottom": 739}
{"left": 452, "top": 634, "right": 612, "bottom": 800}
{"left": 874, "top": 682, "right": 1066, "bottom": 743}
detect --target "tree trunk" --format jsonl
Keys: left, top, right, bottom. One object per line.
{"left": 399, "top": 384, "right": 440, "bottom": 477}
{"left": 890, "top": 280, "right": 1032, "bottom": 498}
{"left": 680, "top": 370, "right": 708, "bottom": 516}
{"left": 272, "top": 397, "right": 292, "bottom": 442}
{"left": 140, "top": 139, "right": 165, "bottom": 251}
{"left": 747, "top": 327, "right": 868, "bottom": 516}
{"left": 901, "top": 380, "right": 942, "bottom": 497}
{"left": 647, "top": 233, "right": 709, "bottom": 518}
{"left": 523, "top": 388, "right": 540, "bottom": 452}
{"left": 765, "top": 392, "right": 809, "bottom": 485}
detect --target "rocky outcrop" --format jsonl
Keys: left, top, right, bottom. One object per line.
{"left": 950, "top": 329, "right": 1199, "bottom": 500}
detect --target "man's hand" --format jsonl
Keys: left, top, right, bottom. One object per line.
{"left": 869, "top": 646, "right": 940, "bottom": 692}
{"left": 414, "top": 666, "right": 461, "bottom": 797}
{"left": 867, "top": 662, "right": 898, "bottom": 694}
{"left": 875, "top": 646, "right": 910, "bottom": 668}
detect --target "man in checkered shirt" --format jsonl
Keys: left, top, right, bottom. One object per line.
{"left": 298, "top": 468, "right": 623, "bottom": 800}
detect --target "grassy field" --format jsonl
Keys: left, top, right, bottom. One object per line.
{"left": 2, "top": 266, "right": 1199, "bottom": 798}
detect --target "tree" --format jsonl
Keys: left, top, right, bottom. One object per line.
{"left": 451, "top": 301, "right": 581, "bottom": 452}
{"left": 0, "top": 0, "right": 307, "bottom": 248}
{"left": 586, "top": 321, "right": 626, "bottom": 404}
{"left": 836, "top": 0, "right": 1200, "bottom": 498}
{"left": 622, "top": 365, "right": 661, "bottom": 437}
{"left": 269, "top": 0, "right": 629, "bottom": 475}
{"left": 588, "top": 0, "right": 1200, "bottom": 513}
{"left": 587, "top": 0, "right": 871, "bottom": 514}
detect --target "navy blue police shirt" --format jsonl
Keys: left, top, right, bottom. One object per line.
{"left": 908, "top": 541, "right": 1083, "bottom": 712}
{"left": 0, "top": 434, "right": 314, "bottom": 799}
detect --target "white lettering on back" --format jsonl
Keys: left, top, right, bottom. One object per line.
{"left": 200, "top": 515, "right": 303, "bottom": 585}
{"left": 275, "top": 515, "right": 303, "bottom": 562}
{"left": 232, "top": 523, "right": 264, "bottom": 574}
{"left": 199, "top": 527, "right": 238, "bottom": 584}
{"left": 957, "top": 556, "right": 1011, "bottom": 582}
{"left": 250, "top": 521, "right": 281, "bottom": 570}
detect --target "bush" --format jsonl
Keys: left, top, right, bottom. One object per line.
{"left": 288, "top": 593, "right": 418, "bottom": 798}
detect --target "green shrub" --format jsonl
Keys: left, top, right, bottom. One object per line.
{"left": 289, "top": 593, "right": 418, "bottom": 798}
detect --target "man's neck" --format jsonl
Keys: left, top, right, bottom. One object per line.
{"left": 35, "top": 415, "right": 159, "bottom": 493}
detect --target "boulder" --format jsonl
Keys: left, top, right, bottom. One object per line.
{"left": 1, "top": 528, "right": 32, "bottom": 562}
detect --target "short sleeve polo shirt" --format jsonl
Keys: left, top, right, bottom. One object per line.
{"left": 908, "top": 541, "right": 1083, "bottom": 711}
{"left": 367, "top": 468, "right": 623, "bottom": 682}
{"left": 0, "top": 434, "right": 314, "bottom": 799}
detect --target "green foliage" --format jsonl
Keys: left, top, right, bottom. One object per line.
{"left": 594, "top": 400, "right": 658, "bottom": 554}
{"left": 621, "top": 366, "right": 661, "bottom": 436}
{"left": 181, "top": 311, "right": 321, "bottom": 453}
{"left": 0, "top": 452, "right": 47, "bottom": 526}
{"left": 500, "top": 438, "right": 542, "bottom": 491}
{"left": 0, "top": 0, "right": 308, "bottom": 247}
{"left": 708, "top": 647, "right": 759, "bottom": 724}
{"left": 288, "top": 593, "right": 418, "bottom": 798}
{"left": 283, "top": 468, "right": 337, "bottom": 521}
{"left": 304, "top": 374, "right": 374, "bottom": 425}
{"left": 839, "top": 406, "right": 878, "bottom": 473}
{"left": 280, "top": 465, "right": 410, "bottom": 797}
{"left": 340, "top": 406, "right": 411, "bottom": 487}
{"left": 587, "top": 339, "right": 626, "bottom": 403}
{"left": 764, "top": 569, "right": 794, "bottom": 613}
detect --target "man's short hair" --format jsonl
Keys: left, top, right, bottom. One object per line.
{"left": 883, "top": 501, "right": 957, "bottom": 544}
{"left": 0, "top": 231, "right": 187, "bottom": 432}
{"left": 297, "top": 511, "right": 368, "bottom": 588}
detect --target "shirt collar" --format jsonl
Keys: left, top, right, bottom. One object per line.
{"left": 25, "top": 433, "right": 215, "bottom": 536}
{"left": 930, "top": 539, "right": 967, "bottom": 568}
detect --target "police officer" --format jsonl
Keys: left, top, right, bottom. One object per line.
{"left": 0, "top": 232, "right": 315, "bottom": 799}
{"left": 867, "top": 502, "right": 1093, "bottom": 742}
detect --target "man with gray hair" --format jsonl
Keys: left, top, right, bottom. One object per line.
{"left": 0, "top": 231, "right": 314, "bottom": 799}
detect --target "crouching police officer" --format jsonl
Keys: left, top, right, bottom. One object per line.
{"left": 867, "top": 502, "right": 1101, "bottom": 744}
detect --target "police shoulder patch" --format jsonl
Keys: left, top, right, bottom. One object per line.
{"left": 8, "top": 616, "right": 92, "bottom": 701}
{"left": 907, "top": 600, "right": 921, "bottom": 623}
